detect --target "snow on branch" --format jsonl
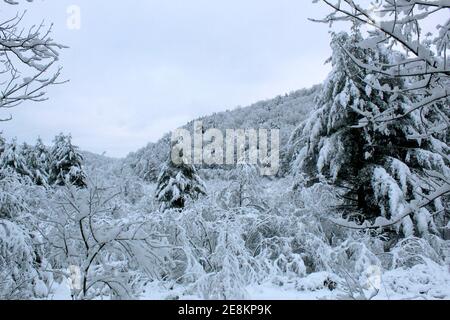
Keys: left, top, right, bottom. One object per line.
{"left": 313, "top": 0, "right": 450, "bottom": 134}
{"left": 0, "top": 1, "right": 66, "bottom": 120}
{"left": 3, "top": 0, "right": 34, "bottom": 5}
{"left": 330, "top": 182, "right": 450, "bottom": 230}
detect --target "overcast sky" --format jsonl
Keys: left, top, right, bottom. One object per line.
{"left": 1, "top": 0, "right": 333, "bottom": 157}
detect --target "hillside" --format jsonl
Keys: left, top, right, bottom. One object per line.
{"left": 123, "top": 85, "right": 320, "bottom": 181}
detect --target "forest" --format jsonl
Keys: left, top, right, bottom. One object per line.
{"left": 0, "top": 0, "right": 449, "bottom": 300}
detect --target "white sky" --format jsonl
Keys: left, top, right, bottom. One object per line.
{"left": 1, "top": 0, "right": 333, "bottom": 157}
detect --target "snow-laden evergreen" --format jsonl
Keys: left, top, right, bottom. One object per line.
{"left": 26, "top": 138, "right": 50, "bottom": 186}
{"left": 290, "top": 31, "right": 449, "bottom": 239}
{"left": 155, "top": 148, "right": 207, "bottom": 211}
{"left": 48, "top": 134, "right": 87, "bottom": 188}
{"left": 0, "top": 139, "right": 33, "bottom": 179}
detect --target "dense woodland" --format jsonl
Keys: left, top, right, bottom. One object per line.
{"left": 1, "top": 0, "right": 449, "bottom": 300}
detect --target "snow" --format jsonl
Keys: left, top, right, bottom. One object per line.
{"left": 134, "top": 263, "right": 450, "bottom": 301}
{"left": 47, "top": 278, "right": 74, "bottom": 300}
{"left": 1, "top": 0, "right": 449, "bottom": 301}
{"left": 246, "top": 282, "right": 337, "bottom": 300}
{"left": 44, "top": 262, "right": 450, "bottom": 301}
{"left": 375, "top": 261, "right": 450, "bottom": 300}
{"left": 2, "top": 111, "right": 449, "bottom": 300}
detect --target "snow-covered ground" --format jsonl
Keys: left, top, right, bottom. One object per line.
{"left": 46, "top": 261, "right": 450, "bottom": 300}
{"left": 139, "top": 261, "right": 450, "bottom": 300}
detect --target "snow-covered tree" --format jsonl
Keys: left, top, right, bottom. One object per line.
{"left": 0, "top": 139, "right": 33, "bottom": 178}
{"left": 218, "top": 162, "right": 266, "bottom": 210}
{"left": 0, "top": 168, "right": 28, "bottom": 220}
{"left": 313, "top": 0, "right": 449, "bottom": 132}
{"left": 0, "top": 138, "right": 49, "bottom": 186}
{"left": 43, "top": 185, "right": 168, "bottom": 300}
{"left": 197, "top": 212, "right": 256, "bottom": 300}
{"left": 0, "top": 165, "right": 49, "bottom": 299}
{"left": 127, "top": 141, "right": 168, "bottom": 182}
{"left": 155, "top": 149, "right": 206, "bottom": 211}
{"left": 0, "top": 0, "right": 65, "bottom": 121}
{"left": 48, "top": 134, "right": 87, "bottom": 188}
{"left": 311, "top": 1, "right": 450, "bottom": 232}
{"left": 291, "top": 31, "right": 449, "bottom": 238}
{"left": 25, "top": 138, "right": 50, "bottom": 186}
{"left": 0, "top": 219, "right": 37, "bottom": 299}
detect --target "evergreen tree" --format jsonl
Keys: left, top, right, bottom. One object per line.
{"left": 291, "top": 32, "right": 449, "bottom": 238}
{"left": 20, "top": 142, "right": 34, "bottom": 174}
{"left": 0, "top": 139, "right": 33, "bottom": 178}
{"left": 155, "top": 148, "right": 206, "bottom": 211}
{"left": 49, "top": 134, "right": 87, "bottom": 188}
{"left": 25, "top": 138, "right": 50, "bottom": 186}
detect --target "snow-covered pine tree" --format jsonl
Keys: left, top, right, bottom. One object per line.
{"left": 48, "top": 134, "right": 87, "bottom": 188}
{"left": 155, "top": 148, "right": 206, "bottom": 211}
{"left": 0, "top": 139, "right": 33, "bottom": 179}
{"left": 25, "top": 138, "right": 50, "bottom": 186}
{"left": 291, "top": 31, "right": 449, "bottom": 238}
